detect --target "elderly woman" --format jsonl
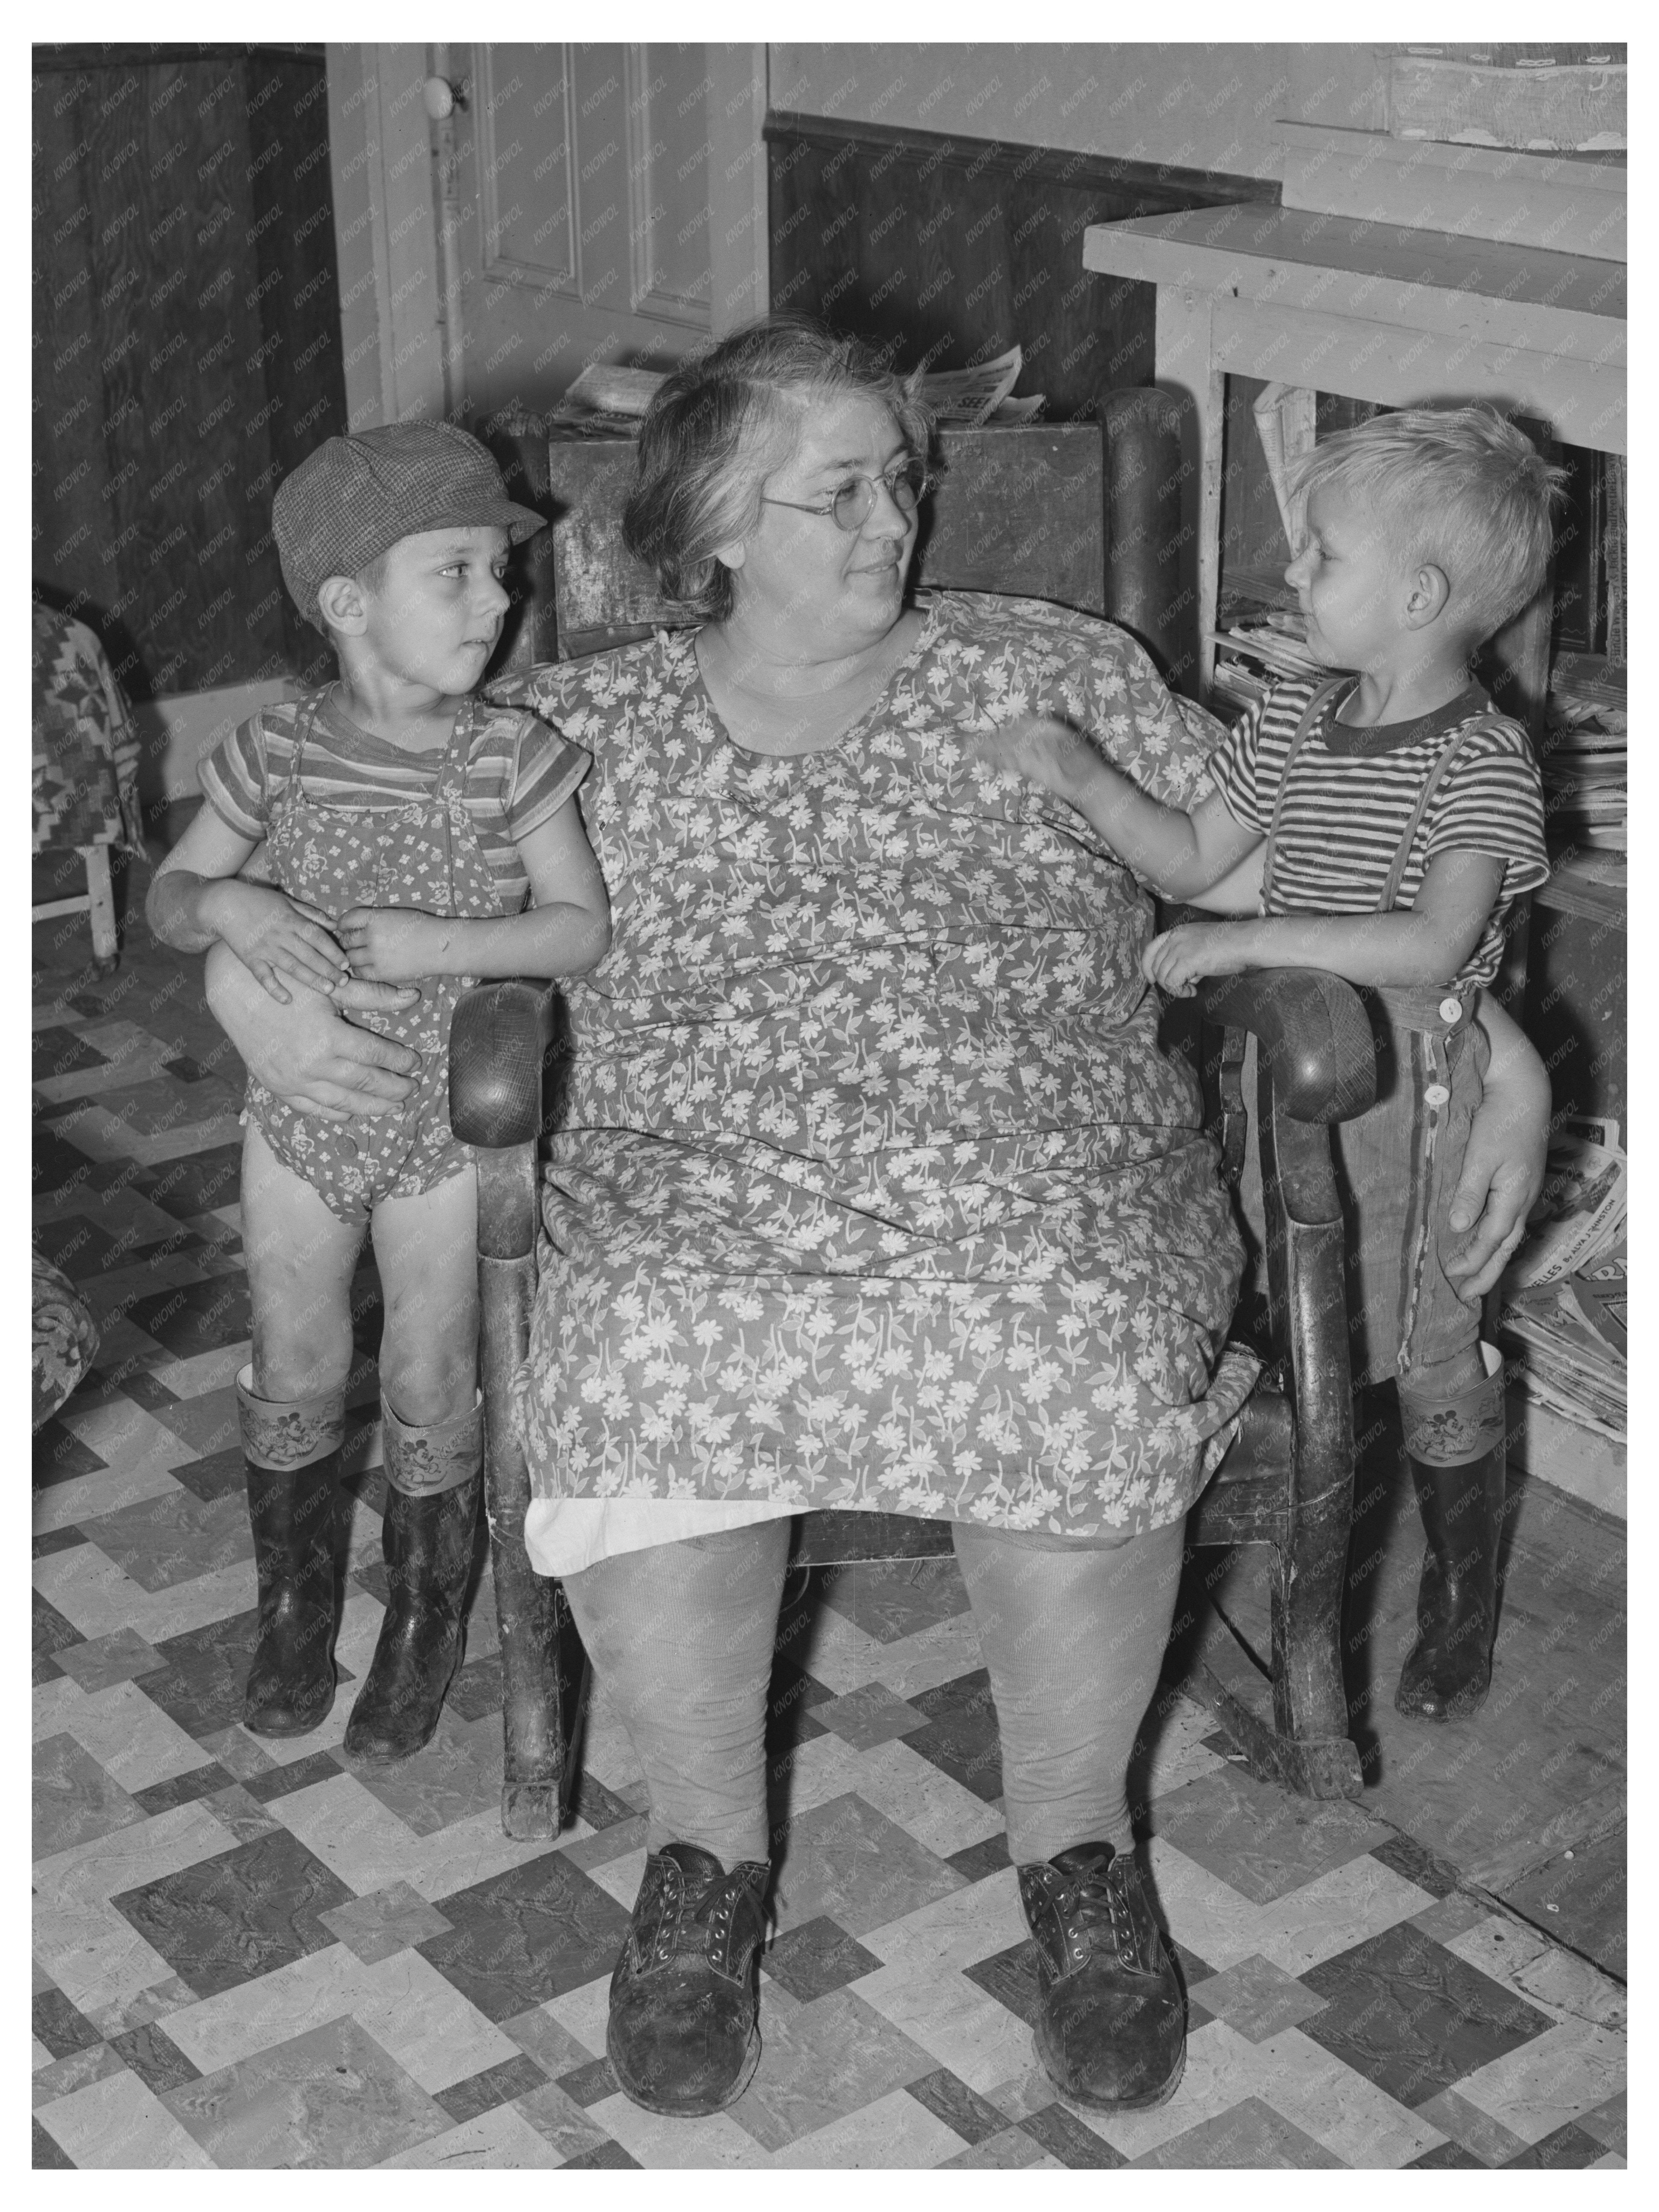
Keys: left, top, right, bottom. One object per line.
{"left": 205, "top": 319, "right": 1550, "bottom": 2123}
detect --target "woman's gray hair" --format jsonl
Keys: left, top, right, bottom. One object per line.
{"left": 620, "top": 315, "right": 936, "bottom": 622}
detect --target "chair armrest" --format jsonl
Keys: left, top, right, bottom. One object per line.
{"left": 1196, "top": 969, "right": 1375, "bottom": 1126}
{"left": 449, "top": 979, "right": 561, "bottom": 1149}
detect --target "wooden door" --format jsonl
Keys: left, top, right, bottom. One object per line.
{"left": 451, "top": 43, "right": 732, "bottom": 419}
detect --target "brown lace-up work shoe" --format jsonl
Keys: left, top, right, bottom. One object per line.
{"left": 1018, "top": 1841, "right": 1186, "bottom": 2111}
{"left": 606, "top": 1842, "right": 768, "bottom": 2117}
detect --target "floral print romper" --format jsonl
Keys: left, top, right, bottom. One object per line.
{"left": 201, "top": 689, "right": 585, "bottom": 1225}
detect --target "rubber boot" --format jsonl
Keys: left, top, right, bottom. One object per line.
{"left": 343, "top": 1394, "right": 482, "bottom": 1766}
{"left": 236, "top": 1367, "right": 343, "bottom": 1738}
{"left": 1395, "top": 1344, "right": 1508, "bottom": 1722}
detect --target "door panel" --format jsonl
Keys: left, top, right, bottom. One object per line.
{"left": 457, "top": 43, "right": 719, "bottom": 418}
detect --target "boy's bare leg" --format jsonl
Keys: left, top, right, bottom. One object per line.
{"left": 369, "top": 1168, "right": 480, "bottom": 1424}
{"left": 344, "top": 1169, "right": 483, "bottom": 1763}
{"left": 236, "top": 1123, "right": 364, "bottom": 1734}
{"left": 241, "top": 1121, "right": 366, "bottom": 1400}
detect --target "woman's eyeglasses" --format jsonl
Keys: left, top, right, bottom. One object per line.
{"left": 762, "top": 461, "right": 932, "bottom": 533}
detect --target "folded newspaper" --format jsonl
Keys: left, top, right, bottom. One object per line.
{"left": 1502, "top": 1117, "right": 1626, "bottom": 1290}
{"left": 1496, "top": 1120, "right": 1626, "bottom": 1443}
{"left": 922, "top": 346, "right": 1028, "bottom": 426}
{"left": 1500, "top": 1271, "right": 1626, "bottom": 1441}
{"left": 546, "top": 347, "right": 1034, "bottom": 435}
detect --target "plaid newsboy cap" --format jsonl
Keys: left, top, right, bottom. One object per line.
{"left": 272, "top": 419, "right": 546, "bottom": 632}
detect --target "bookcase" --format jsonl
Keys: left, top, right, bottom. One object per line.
{"left": 1082, "top": 128, "right": 1627, "bottom": 1514}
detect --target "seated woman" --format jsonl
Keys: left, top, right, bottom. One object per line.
{"left": 205, "top": 319, "right": 1549, "bottom": 2125}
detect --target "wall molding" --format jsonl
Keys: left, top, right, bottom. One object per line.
{"left": 764, "top": 108, "right": 1275, "bottom": 214}
{"left": 326, "top": 43, "right": 446, "bottom": 428}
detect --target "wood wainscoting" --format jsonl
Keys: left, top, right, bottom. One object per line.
{"left": 764, "top": 110, "right": 1271, "bottom": 421}
{"left": 34, "top": 46, "right": 347, "bottom": 700}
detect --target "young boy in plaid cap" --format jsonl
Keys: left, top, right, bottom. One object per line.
{"left": 149, "top": 421, "right": 609, "bottom": 1761}
{"left": 984, "top": 404, "right": 1557, "bottom": 1725}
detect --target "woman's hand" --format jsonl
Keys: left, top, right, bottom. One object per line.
{"left": 1142, "top": 921, "right": 1254, "bottom": 997}
{"left": 338, "top": 906, "right": 451, "bottom": 984}
{"left": 202, "top": 882, "right": 346, "bottom": 1004}
{"left": 204, "top": 943, "right": 420, "bottom": 1122}
{"left": 1441, "top": 995, "right": 1551, "bottom": 1304}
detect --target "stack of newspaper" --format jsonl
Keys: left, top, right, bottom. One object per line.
{"left": 1497, "top": 1116, "right": 1627, "bottom": 1442}
{"left": 1539, "top": 654, "right": 1626, "bottom": 854}
{"left": 1208, "top": 571, "right": 1323, "bottom": 718}
{"left": 546, "top": 347, "right": 1041, "bottom": 436}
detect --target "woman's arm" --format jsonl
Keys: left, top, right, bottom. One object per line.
{"left": 1441, "top": 991, "right": 1551, "bottom": 1302}
{"left": 149, "top": 805, "right": 347, "bottom": 1003}
{"left": 335, "top": 800, "right": 612, "bottom": 984}
{"left": 204, "top": 943, "right": 420, "bottom": 1123}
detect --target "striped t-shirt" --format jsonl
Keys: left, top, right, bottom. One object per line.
{"left": 1208, "top": 675, "right": 1549, "bottom": 988}
{"left": 199, "top": 687, "right": 589, "bottom": 917}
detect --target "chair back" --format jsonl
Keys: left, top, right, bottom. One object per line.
{"left": 484, "top": 417, "right": 1108, "bottom": 667}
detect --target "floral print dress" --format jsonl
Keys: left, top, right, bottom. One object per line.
{"left": 498, "top": 594, "right": 1258, "bottom": 1542}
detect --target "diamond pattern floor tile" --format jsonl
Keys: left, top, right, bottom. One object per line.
{"left": 33, "top": 1734, "right": 148, "bottom": 1859}
{"left": 50, "top": 1627, "right": 168, "bottom": 1696}
{"left": 37, "top": 2064, "right": 217, "bottom": 2169}
{"left": 415, "top": 1852, "right": 631, "bottom": 2020}
{"left": 317, "top": 1880, "right": 455, "bottom": 1964}
{"left": 726, "top": 1989, "right": 935, "bottom": 2152}
{"left": 1152, "top": 1762, "right": 1395, "bottom": 1905}
{"left": 161, "top": 2015, "right": 451, "bottom": 2168}
{"left": 818, "top": 1559, "right": 972, "bottom": 1643}
{"left": 763, "top": 1914, "right": 884, "bottom": 2000}
{"left": 376, "top": 2101, "right": 567, "bottom": 2168}
{"left": 898, "top": 1667, "right": 1004, "bottom": 1802}
{"left": 1133, "top": 2094, "right": 1343, "bottom": 2168}
{"left": 110, "top": 1828, "right": 355, "bottom": 1999}
{"left": 772, "top": 1789, "right": 964, "bottom": 1936}
{"left": 1186, "top": 1951, "right": 1328, "bottom": 2041}
{"left": 29, "top": 897, "right": 1626, "bottom": 2166}
{"left": 1020, "top": 2100, "right": 1130, "bottom": 2167}
{"left": 81, "top": 1486, "right": 252, "bottom": 1593}
{"left": 1298, "top": 1920, "right": 1554, "bottom": 2109}
{"left": 815, "top": 1679, "right": 928, "bottom": 1750}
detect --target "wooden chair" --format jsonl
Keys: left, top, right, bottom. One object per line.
{"left": 33, "top": 843, "right": 119, "bottom": 974}
{"left": 453, "top": 396, "right": 1376, "bottom": 1839}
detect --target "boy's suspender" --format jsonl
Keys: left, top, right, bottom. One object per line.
{"left": 1259, "top": 676, "right": 1351, "bottom": 911}
{"left": 1375, "top": 718, "right": 1508, "bottom": 913}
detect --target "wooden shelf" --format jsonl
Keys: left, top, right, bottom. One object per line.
{"left": 1081, "top": 155, "right": 1626, "bottom": 695}
{"left": 1082, "top": 203, "right": 1625, "bottom": 457}
{"left": 1535, "top": 851, "right": 1625, "bottom": 927}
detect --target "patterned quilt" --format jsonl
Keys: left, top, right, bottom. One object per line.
{"left": 31, "top": 1248, "right": 100, "bottom": 1431}
{"left": 32, "top": 600, "right": 144, "bottom": 855}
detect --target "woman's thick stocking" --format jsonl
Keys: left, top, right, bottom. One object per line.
{"left": 952, "top": 1518, "right": 1185, "bottom": 1864}
{"left": 561, "top": 1523, "right": 792, "bottom": 1868}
